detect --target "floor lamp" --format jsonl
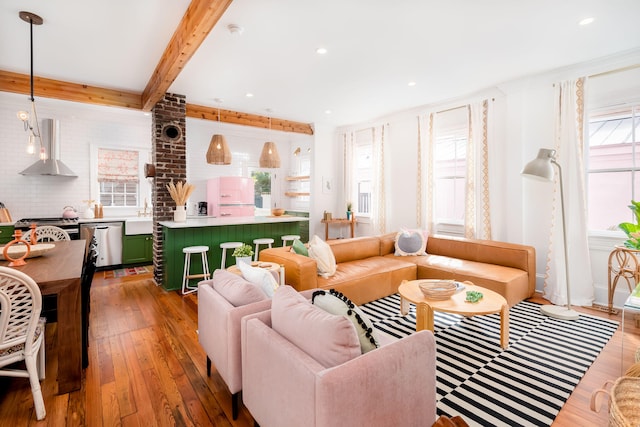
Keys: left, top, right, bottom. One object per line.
{"left": 522, "top": 148, "right": 580, "bottom": 320}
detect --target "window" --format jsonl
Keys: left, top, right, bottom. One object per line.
{"left": 354, "top": 131, "right": 373, "bottom": 215}
{"left": 587, "top": 104, "right": 640, "bottom": 231}
{"left": 251, "top": 170, "right": 271, "bottom": 209}
{"left": 433, "top": 108, "right": 468, "bottom": 225}
{"left": 97, "top": 148, "right": 139, "bottom": 207}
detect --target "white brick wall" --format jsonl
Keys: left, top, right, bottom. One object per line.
{"left": 0, "top": 92, "right": 313, "bottom": 221}
{"left": 0, "top": 92, "right": 150, "bottom": 220}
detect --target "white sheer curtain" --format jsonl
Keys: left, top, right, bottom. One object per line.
{"left": 544, "top": 78, "right": 594, "bottom": 306}
{"left": 342, "top": 131, "right": 355, "bottom": 211}
{"left": 423, "top": 113, "right": 436, "bottom": 234}
{"left": 465, "top": 99, "right": 493, "bottom": 239}
{"left": 371, "top": 125, "right": 387, "bottom": 234}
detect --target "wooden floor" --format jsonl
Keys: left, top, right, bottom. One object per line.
{"left": 0, "top": 272, "right": 638, "bottom": 426}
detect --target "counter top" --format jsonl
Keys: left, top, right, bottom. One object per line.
{"left": 160, "top": 215, "right": 309, "bottom": 229}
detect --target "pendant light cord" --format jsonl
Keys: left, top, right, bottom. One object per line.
{"left": 29, "top": 16, "right": 34, "bottom": 102}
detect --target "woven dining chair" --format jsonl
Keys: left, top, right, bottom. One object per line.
{"left": 0, "top": 266, "right": 47, "bottom": 420}
{"left": 25, "top": 225, "right": 70, "bottom": 243}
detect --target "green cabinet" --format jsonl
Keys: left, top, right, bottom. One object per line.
{"left": 0, "top": 225, "right": 15, "bottom": 244}
{"left": 162, "top": 221, "right": 301, "bottom": 291}
{"left": 122, "top": 234, "right": 153, "bottom": 265}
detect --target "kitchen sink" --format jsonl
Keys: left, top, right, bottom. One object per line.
{"left": 125, "top": 218, "right": 153, "bottom": 235}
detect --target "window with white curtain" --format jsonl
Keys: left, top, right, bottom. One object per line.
{"left": 97, "top": 148, "right": 139, "bottom": 207}
{"left": 354, "top": 130, "right": 373, "bottom": 216}
{"left": 587, "top": 104, "right": 640, "bottom": 231}
{"left": 433, "top": 107, "right": 468, "bottom": 226}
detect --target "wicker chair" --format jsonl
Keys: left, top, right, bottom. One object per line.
{"left": 0, "top": 267, "right": 46, "bottom": 420}
{"left": 25, "top": 225, "right": 70, "bottom": 243}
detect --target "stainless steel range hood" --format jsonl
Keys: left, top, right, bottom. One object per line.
{"left": 20, "top": 118, "right": 77, "bottom": 177}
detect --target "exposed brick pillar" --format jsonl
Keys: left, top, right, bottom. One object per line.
{"left": 151, "top": 93, "right": 187, "bottom": 287}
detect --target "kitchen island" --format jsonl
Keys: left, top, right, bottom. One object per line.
{"left": 159, "top": 215, "right": 309, "bottom": 291}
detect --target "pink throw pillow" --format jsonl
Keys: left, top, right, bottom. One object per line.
{"left": 271, "top": 285, "right": 361, "bottom": 368}
{"left": 211, "top": 269, "right": 268, "bottom": 306}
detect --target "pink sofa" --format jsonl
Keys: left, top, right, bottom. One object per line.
{"left": 240, "top": 289, "right": 437, "bottom": 427}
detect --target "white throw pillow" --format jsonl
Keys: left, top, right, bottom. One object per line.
{"left": 307, "top": 235, "right": 337, "bottom": 277}
{"left": 312, "top": 289, "right": 379, "bottom": 353}
{"left": 237, "top": 261, "right": 279, "bottom": 298}
{"left": 394, "top": 229, "right": 428, "bottom": 256}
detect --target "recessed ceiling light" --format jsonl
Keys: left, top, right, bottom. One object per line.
{"left": 316, "top": 47, "right": 328, "bottom": 55}
{"left": 325, "top": 110, "right": 332, "bottom": 114}
{"left": 408, "top": 81, "right": 417, "bottom": 87}
{"left": 579, "top": 17, "right": 595, "bottom": 26}
{"left": 245, "top": 93, "right": 254, "bottom": 98}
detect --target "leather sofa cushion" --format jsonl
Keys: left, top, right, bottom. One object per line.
{"left": 329, "top": 236, "right": 381, "bottom": 263}
{"left": 409, "top": 255, "right": 529, "bottom": 307}
{"left": 317, "top": 257, "right": 417, "bottom": 305}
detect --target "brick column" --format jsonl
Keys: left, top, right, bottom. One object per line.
{"left": 151, "top": 93, "right": 186, "bottom": 287}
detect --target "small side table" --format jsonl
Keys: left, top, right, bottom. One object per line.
{"left": 321, "top": 217, "right": 356, "bottom": 240}
{"left": 227, "top": 261, "right": 285, "bottom": 287}
{"left": 607, "top": 246, "right": 640, "bottom": 313}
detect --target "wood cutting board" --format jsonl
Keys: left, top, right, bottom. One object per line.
{"left": 0, "top": 208, "right": 12, "bottom": 223}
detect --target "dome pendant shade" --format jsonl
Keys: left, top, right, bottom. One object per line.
{"left": 206, "top": 134, "right": 232, "bottom": 165}
{"left": 259, "top": 141, "right": 281, "bottom": 168}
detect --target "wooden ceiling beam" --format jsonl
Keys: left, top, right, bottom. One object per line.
{"left": 140, "top": 0, "right": 233, "bottom": 111}
{"left": 0, "top": 70, "right": 314, "bottom": 135}
{"left": 0, "top": 70, "right": 142, "bottom": 109}
{"left": 187, "top": 103, "right": 314, "bottom": 135}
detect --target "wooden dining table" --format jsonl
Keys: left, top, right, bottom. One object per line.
{"left": 0, "top": 239, "right": 86, "bottom": 394}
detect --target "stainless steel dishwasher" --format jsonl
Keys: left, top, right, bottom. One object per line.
{"left": 80, "top": 222, "right": 123, "bottom": 267}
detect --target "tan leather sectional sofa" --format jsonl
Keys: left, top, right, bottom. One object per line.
{"left": 258, "top": 233, "right": 536, "bottom": 307}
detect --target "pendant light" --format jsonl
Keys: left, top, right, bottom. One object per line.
{"left": 206, "top": 108, "right": 232, "bottom": 165}
{"left": 16, "top": 11, "right": 44, "bottom": 156}
{"left": 259, "top": 117, "right": 281, "bottom": 168}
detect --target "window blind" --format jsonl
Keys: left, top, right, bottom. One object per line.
{"left": 97, "top": 148, "right": 139, "bottom": 183}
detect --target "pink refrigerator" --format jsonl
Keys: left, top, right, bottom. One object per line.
{"left": 207, "top": 176, "right": 255, "bottom": 217}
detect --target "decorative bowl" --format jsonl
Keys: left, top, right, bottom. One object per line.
{"left": 418, "top": 280, "right": 457, "bottom": 300}
{"left": 0, "top": 243, "right": 55, "bottom": 260}
{"left": 271, "top": 208, "right": 285, "bottom": 216}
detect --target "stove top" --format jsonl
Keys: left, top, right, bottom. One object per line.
{"left": 15, "top": 217, "right": 79, "bottom": 227}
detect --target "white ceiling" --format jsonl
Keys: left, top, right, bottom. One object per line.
{"left": 2, "top": 0, "right": 640, "bottom": 128}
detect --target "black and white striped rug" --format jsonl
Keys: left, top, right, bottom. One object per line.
{"left": 360, "top": 294, "right": 618, "bottom": 427}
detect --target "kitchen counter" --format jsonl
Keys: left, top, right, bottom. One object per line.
{"left": 159, "top": 215, "right": 308, "bottom": 229}
{"left": 160, "top": 215, "right": 308, "bottom": 291}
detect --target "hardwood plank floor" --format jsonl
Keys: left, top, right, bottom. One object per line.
{"left": 0, "top": 272, "right": 638, "bottom": 426}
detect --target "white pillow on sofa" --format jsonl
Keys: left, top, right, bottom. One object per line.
{"left": 312, "top": 289, "right": 379, "bottom": 353}
{"left": 307, "top": 235, "right": 337, "bottom": 277}
{"left": 395, "top": 229, "right": 428, "bottom": 256}
{"left": 237, "top": 261, "right": 279, "bottom": 298}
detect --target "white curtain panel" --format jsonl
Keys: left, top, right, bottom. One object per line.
{"left": 425, "top": 113, "right": 436, "bottom": 234}
{"left": 466, "top": 99, "right": 493, "bottom": 240}
{"left": 342, "top": 131, "right": 355, "bottom": 211}
{"left": 416, "top": 116, "right": 423, "bottom": 228}
{"left": 371, "top": 125, "right": 387, "bottom": 234}
{"left": 544, "top": 78, "right": 594, "bottom": 306}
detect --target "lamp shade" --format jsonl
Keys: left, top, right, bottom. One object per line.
{"left": 206, "top": 134, "right": 232, "bottom": 165}
{"left": 521, "top": 148, "right": 556, "bottom": 181}
{"left": 259, "top": 141, "right": 281, "bottom": 168}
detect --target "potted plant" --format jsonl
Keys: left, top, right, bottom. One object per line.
{"left": 619, "top": 200, "right": 640, "bottom": 250}
{"left": 346, "top": 202, "right": 353, "bottom": 220}
{"left": 232, "top": 244, "right": 254, "bottom": 265}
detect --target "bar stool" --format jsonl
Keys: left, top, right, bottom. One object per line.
{"left": 220, "top": 241, "right": 244, "bottom": 269}
{"left": 253, "top": 238, "right": 274, "bottom": 261}
{"left": 281, "top": 235, "right": 301, "bottom": 247}
{"left": 182, "top": 246, "right": 210, "bottom": 295}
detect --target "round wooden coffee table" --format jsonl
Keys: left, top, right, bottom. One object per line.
{"left": 398, "top": 279, "right": 509, "bottom": 349}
